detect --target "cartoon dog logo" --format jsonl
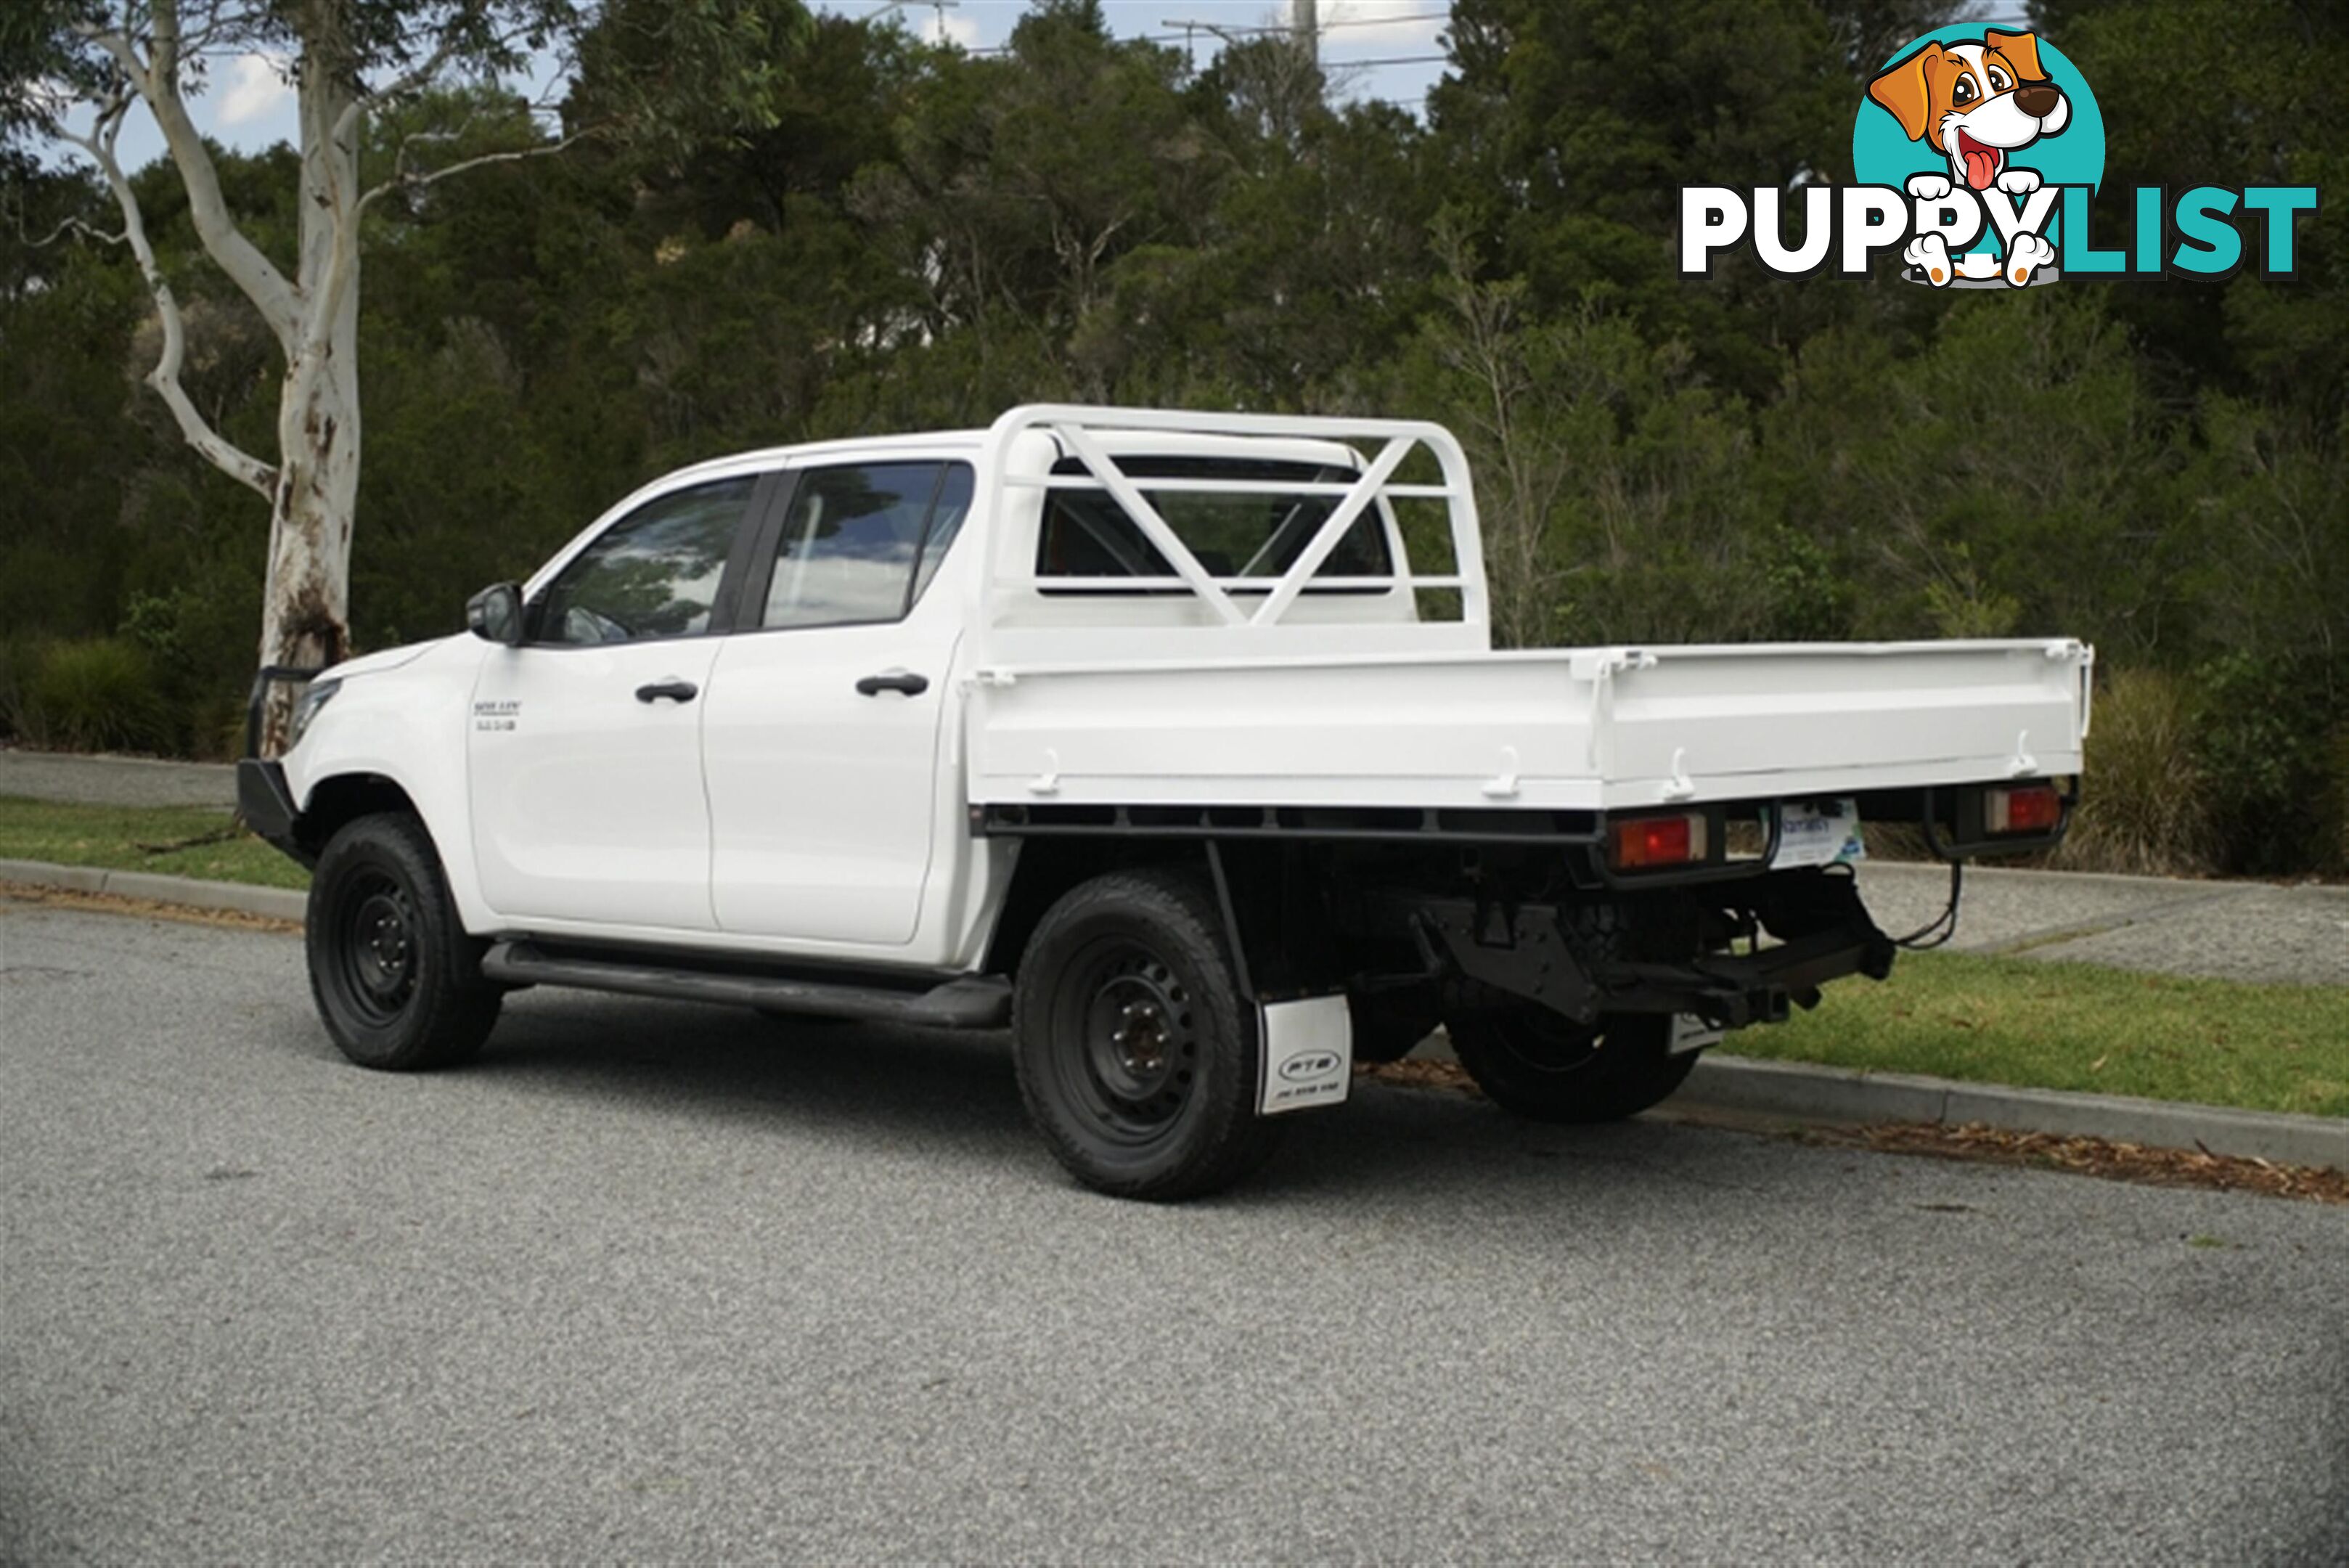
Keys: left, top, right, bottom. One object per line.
{"left": 1868, "top": 30, "right": 2072, "bottom": 287}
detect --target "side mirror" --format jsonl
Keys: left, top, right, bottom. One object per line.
{"left": 466, "top": 582, "right": 525, "bottom": 646}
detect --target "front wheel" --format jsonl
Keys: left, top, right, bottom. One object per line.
{"left": 307, "top": 812, "right": 502, "bottom": 1071}
{"left": 1013, "top": 867, "right": 1284, "bottom": 1201}
{"left": 1445, "top": 1008, "right": 1698, "bottom": 1124}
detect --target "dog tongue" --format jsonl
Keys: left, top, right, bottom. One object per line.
{"left": 1962, "top": 144, "right": 1999, "bottom": 190}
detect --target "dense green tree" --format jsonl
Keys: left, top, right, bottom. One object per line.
{"left": 2035, "top": 0, "right": 2346, "bottom": 420}
{"left": 1426, "top": 0, "right": 1958, "bottom": 400}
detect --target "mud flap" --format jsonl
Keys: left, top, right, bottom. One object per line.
{"left": 1257, "top": 995, "right": 1352, "bottom": 1114}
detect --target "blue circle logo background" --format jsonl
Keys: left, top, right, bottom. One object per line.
{"left": 1852, "top": 28, "right": 2105, "bottom": 196}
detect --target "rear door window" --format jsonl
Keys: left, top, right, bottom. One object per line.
{"left": 759, "top": 461, "right": 973, "bottom": 630}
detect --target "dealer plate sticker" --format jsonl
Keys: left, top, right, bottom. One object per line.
{"left": 1772, "top": 798, "right": 1866, "bottom": 870}
{"left": 1257, "top": 996, "right": 1352, "bottom": 1115}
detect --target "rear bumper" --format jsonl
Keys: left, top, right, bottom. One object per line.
{"left": 1415, "top": 870, "right": 1897, "bottom": 1031}
{"left": 237, "top": 759, "right": 313, "bottom": 867}
{"left": 1591, "top": 924, "right": 1897, "bottom": 1029}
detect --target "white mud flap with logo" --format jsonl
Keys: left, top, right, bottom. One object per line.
{"left": 1257, "top": 995, "right": 1352, "bottom": 1114}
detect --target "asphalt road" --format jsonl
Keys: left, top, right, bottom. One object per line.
{"left": 5, "top": 902, "right": 2345, "bottom": 1564}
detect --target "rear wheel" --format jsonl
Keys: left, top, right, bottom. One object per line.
{"left": 307, "top": 812, "right": 501, "bottom": 1070}
{"left": 1013, "top": 867, "right": 1283, "bottom": 1201}
{"left": 1446, "top": 1008, "right": 1697, "bottom": 1124}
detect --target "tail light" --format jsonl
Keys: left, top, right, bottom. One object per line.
{"left": 1986, "top": 783, "right": 2062, "bottom": 835}
{"left": 1609, "top": 811, "right": 1708, "bottom": 870}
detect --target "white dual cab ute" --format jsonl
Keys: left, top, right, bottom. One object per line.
{"left": 240, "top": 404, "right": 2092, "bottom": 1200}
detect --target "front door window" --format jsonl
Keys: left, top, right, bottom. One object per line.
{"left": 537, "top": 478, "right": 752, "bottom": 645}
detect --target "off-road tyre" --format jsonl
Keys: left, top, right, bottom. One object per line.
{"left": 1446, "top": 1008, "right": 1698, "bottom": 1124}
{"left": 1013, "top": 867, "right": 1285, "bottom": 1201}
{"left": 307, "top": 812, "right": 502, "bottom": 1071}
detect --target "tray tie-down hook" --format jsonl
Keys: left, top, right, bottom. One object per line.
{"left": 1028, "top": 747, "right": 1061, "bottom": 796}
{"left": 1482, "top": 746, "right": 1521, "bottom": 799}
{"left": 1659, "top": 748, "right": 1696, "bottom": 801}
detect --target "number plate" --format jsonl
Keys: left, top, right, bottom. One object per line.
{"left": 1771, "top": 798, "right": 1866, "bottom": 870}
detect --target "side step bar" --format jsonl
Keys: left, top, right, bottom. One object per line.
{"left": 481, "top": 941, "right": 1012, "bottom": 1029}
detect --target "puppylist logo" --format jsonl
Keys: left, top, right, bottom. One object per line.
{"left": 1680, "top": 26, "right": 2318, "bottom": 288}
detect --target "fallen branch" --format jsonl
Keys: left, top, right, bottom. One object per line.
{"left": 136, "top": 825, "right": 244, "bottom": 854}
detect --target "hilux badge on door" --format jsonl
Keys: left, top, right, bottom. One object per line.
{"left": 473, "top": 699, "right": 520, "bottom": 732}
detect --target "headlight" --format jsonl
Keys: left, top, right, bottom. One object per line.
{"left": 287, "top": 677, "right": 342, "bottom": 750}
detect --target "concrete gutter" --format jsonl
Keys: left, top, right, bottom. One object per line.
{"left": 4, "top": 857, "right": 2340, "bottom": 1172}
{"left": 1672, "top": 1053, "right": 2348, "bottom": 1173}
{"left": 0, "top": 857, "right": 307, "bottom": 923}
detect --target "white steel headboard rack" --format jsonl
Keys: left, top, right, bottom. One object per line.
{"left": 975, "top": 404, "right": 1490, "bottom": 637}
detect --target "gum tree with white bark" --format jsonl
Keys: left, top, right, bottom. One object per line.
{"left": 8, "top": 0, "right": 800, "bottom": 748}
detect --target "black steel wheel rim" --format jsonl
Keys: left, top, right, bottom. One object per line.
{"left": 332, "top": 869, "right": 420, "bottom": 1025}
{"left": 1054, "top": 934, "right": 1201, "bottom": 1143}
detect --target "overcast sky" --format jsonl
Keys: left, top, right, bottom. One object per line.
{"left": 68, "top": 1, "right": 1451, "bottom": 173}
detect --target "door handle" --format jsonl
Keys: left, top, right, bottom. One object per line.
{"left": 855, "top": 670, "right": 930, "bottom": 698}
{"left": 634, "top": 679, "right": 699, "bottom": 704}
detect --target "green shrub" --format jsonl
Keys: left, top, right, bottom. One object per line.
{"left": 2056, "top": 666, "right": 2216, "bottom": 876}
{"left": 0, "top": 637, "right": 33, "bottom": 744}
{"left": 2317, "top": 722, "right": 2349, "bottom": 878}
{"left": 119, "top": 582, "right": 260, "bottom": 758}
{"left": 2190, "top": 652, "right": 2342, "bottom": 878}
{"left": 23, "top": 637, "right": 166, "bottom": 754}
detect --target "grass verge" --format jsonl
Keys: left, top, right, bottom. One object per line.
{"left": 1736, "top": 950, "right": 2349, "bottom": 1119}
{"left": 0, "top": 794, "right": 308, "bottom": 890}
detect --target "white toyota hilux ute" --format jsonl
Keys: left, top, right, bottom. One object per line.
{"left": 241, "top": 404, "right": 2092, "bottom": 1200}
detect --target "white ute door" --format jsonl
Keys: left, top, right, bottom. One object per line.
{"left": 469, "top": 475, "right": 759, "bottom": 931}
{"left": 702, "top": 460, "right": 973, "bottom": 946}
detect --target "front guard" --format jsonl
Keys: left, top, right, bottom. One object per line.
{"left": 239, "top": 663, "right": 327, "bottom": 867}
{"left": 237, "top": 759, "right": 314, "bottom": 867}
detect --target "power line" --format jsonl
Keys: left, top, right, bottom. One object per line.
{"left": 1159, "top": 10, "right": 1447, "bottom": 39}
{"left": 956, "top": 8, "right": 1450, "bottom": 58}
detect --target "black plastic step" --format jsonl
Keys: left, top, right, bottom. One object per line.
{"left": 480, "top": 941, "right": 1010, "bottom": 1028}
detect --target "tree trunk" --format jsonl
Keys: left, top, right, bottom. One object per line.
{"left": 258, "top": 340, "right": 360, "bottom": 689}
{"left": 255, "top": 24, "right": 366, "bottom": 753}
